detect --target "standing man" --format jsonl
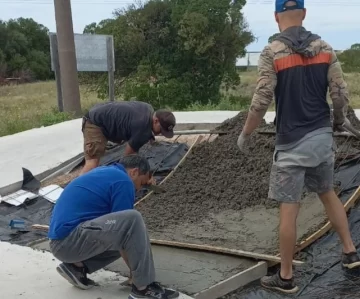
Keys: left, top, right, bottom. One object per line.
{"left": 81, "top": 100, "right": 176, "bottom": 174}
{"left": 237, "top": 0, "right": 360, "bottom": 294}
{"left": 48, "top": 154, "right": 179, "bottom": 299}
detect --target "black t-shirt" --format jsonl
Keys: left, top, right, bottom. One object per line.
{"left": 88, "top": 101, "right": 154, "bottom": 151}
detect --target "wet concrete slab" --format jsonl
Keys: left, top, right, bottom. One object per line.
{"left": 0, "top": 241, "right": 193, "bottom": 299}
{"left": 32, "top": 240, "right": 257, "bottom": 296}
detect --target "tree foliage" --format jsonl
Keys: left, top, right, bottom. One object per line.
{"left": 0, "top": 18, "right": 52, "bottom": 80}
{"left": 81, "top": 0, "right": 254, "bottom": 110}
{"left": 337, "top": 43, "right": 360, "bottom": 73}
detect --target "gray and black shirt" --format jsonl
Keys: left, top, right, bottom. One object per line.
{"left": 88, "top": 101, "right": 154, "bottom": 151}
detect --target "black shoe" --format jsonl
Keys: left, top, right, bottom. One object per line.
{"left": 56, "top": 263, "right": 96, "bottom": 290}
{"left": 260, "top": 271, "right": 299, "bottom": 294}
{"left": 128, "top": 282, "right": 179, "bottom": 299}
{"left": 342, "top": 252, "right": 360, "bottom": 269}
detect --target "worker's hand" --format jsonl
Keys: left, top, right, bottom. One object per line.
{"left": 237, "top": 132, "right": 251, "bottom": 154}
{"left": 333, "top": 117, "right": 350, "bottom": 132}
{"left": 147, "top": 176, "right": 156, "bottom": 185}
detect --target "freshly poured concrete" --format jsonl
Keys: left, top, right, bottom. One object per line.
{"left": 2, "top": 109, "right": 360, "bottom": 194}
{"left": 0, "top": 110, "right": 277, "bottom": 194}
{"left": 0, "top": 241, "right": 193, "bottom": 299}
{"left": 32, "top": 240, "right": 256, "bottom": 296}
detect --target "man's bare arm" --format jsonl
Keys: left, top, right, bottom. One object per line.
{"left": 124, "top": 143, "right": 136, "bottom": 156}
{"left": 327, "top": 47, "right": 349, "bottom": 126}
{"left": 243, "top": 45, "right": 277, "bottom": 135}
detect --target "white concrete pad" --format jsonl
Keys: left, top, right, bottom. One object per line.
{"left": 0, "top": 119, "right": 83, "bottom": 194}
{"left": 0, "top": 241, "right": 192, "bottom": 299}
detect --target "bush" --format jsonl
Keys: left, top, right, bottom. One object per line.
{"left": 82, "top": 0, "right": 254, "bottom": 110}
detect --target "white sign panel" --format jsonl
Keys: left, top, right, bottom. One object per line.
{"left": 50, "top": 33, "right": 115, "bottom": 72}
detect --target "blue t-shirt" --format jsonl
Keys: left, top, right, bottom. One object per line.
{"left": 48, "top": 164, "right": 135, "bottom": 240}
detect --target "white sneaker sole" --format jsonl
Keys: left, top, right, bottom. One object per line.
{"left": 261, "top": 282, "right": 299, "bottom": 294}
{"left": 343, "top": 261, "right": 360, "bottom": 269}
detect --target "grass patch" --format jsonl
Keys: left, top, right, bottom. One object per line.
{"left": 0, "top": 71, "right": 359, "bottom": 137}
{"left": 0, "top": 81, "right": 101, "bottom": 137}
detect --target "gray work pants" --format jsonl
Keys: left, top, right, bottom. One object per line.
{"left": 49, "top": 210, "right": 155, "bottom": 288}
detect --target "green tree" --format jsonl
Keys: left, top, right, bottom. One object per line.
{"left": 82, "top": 0, "right": 254, "bottom": 110}
{"left": 338, "top": 43, "right": 360, "bottom": 73}
{"left": 0, "top": 18, "right": 51, "bottom": 80}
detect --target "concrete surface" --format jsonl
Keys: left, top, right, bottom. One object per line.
{"left": 0, "top": 241, "right": 193, "bottom": 299}
{"left": 32, "top": 240, "right": 256, "bottom": 296}
{"left": 0, "top": 118, "right": 83, "bottom": 195}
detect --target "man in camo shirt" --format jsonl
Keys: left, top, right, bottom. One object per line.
{"left": 237, "top": 0, "right": 360, "bottom": 293}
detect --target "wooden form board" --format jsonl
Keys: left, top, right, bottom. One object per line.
{"left": 295, "top": 185, "right": 360, "bottom": 252}
{"left": 135, "top": 135, "right": 203, "bottom": 207}
{"left": 194, "top": 262, "right": 268, "bottom": 299}
{"left": 29, "top": 224, "right": 302, "bottom": 266}
{"left": 150, "top": 239, "right": 303, "bottom": 266}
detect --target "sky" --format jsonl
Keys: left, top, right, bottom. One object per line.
{"left": 1, "top": 0, "right": 360, "bottom": 52}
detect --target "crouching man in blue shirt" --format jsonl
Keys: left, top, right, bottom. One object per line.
{"left": 48, "top": 154, "right": 179, "bottom": 299}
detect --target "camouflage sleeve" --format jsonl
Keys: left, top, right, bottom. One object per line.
{"left": 249, "top": 45, "right": 277, "bottom": 116}
{"left": 327, "top": 48, "right": 349, "bottom": 125}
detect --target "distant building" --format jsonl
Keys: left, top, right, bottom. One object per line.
{"left": 237, "top": 50, "right": 344, "bottom": 69}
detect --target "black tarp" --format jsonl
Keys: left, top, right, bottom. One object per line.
{"left": 0, "top": 141, "right": 189, "bottom": 245}
{"left": 231, "top": 159, "right": 360, "bottom": 299}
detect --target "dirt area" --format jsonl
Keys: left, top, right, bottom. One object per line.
{"left": 137, "top": 109, "right": 360, "bottom": 255}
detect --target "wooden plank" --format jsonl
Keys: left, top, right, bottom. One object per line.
{"left": 134, "top": 135, "right": 203, "bottom": 207}
{"left": 295, "top": 185, "right": 360, "bottom": 252}
{"left": 150, "top": 239, "right": 304, "bottom": 266}
{"left": 194, "top": 262, "right": 267, "bottom": 299}
{"left": 31, "top": 223, "right": 302, "bottom": 265}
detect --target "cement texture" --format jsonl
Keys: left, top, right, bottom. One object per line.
{"left": 0, "top": 241, "right": 193, "bottom": 299}
{"left": 31, "top": 240, "right": 255, "bottom": 296}
{"left": 137, "top": 110, "right": 359, "bottom": 255}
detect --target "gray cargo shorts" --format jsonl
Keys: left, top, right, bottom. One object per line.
{"left": 268, "top": 132, "right": 336, "bottom": 203}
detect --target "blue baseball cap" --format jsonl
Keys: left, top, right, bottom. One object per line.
{"left": 275, "top": 0, "right": 304, "bottom": 13}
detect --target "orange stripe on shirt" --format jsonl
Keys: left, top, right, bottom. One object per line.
{"left": 274, "top": 52, "right": 331, "bottom": 73}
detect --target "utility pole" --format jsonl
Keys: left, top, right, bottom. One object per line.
{"left": 53, "top": 0, "right": 82, "bottom": 116}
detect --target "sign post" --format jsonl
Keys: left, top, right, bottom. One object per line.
{"left": 49, "top": 33, "right": 64, "bottom": 112}
{"left": 106, "top": 36, "right": 115, "bottom": 102}
{"left": 50, "top": 33, "right": 116, "bottom": 111}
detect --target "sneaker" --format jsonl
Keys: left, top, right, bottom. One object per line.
{"left": 260, "top": 271, "right": 299, "bottom": 294}
{"left": 342, "top": 252, "right": 360, "bottom": 269}
{"left": 129, "top": 282, "right": 179, "bottom": 299}
{"left": 56, "top": 263, "right": 96, "bottom": 290}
